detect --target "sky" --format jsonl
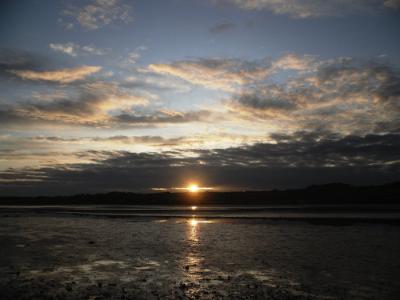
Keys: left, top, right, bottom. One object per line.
{"left": 0, "top": 0, "right": 400, "bottom": 195}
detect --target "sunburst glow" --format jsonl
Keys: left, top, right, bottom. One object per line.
{"left": 188, "top": 218, "right": 213, "bottom": 226}
{"left": 189, "top": 219, "right": 198, "bottom": 226}
{"left": 188, "top": 184, "right": 199, "bottom": 193}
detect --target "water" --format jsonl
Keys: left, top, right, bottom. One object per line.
{"left": 2, "top": 204, "right": 400, "bottom": 220}
{"left": 0, "top": 205, "right": 399, "bottom": 299}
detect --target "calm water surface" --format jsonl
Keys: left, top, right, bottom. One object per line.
{"left": 0, "top": 205, "right": 399, "bottom": 299}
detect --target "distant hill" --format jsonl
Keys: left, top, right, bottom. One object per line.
{"left": 0, "top": 182, "right": 399, "bottom": 206}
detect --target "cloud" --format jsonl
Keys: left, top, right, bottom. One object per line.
{"left": 61, "top": 0, "right": 133, "bottom": 30}
{"left": 5, "top": 53, "right": 396, "bottom": 136}
{"left": 197, "top": 131, "right": 400, "bottom": 168}
{"left": 49, "top": 43, "right": 77, "bottom": 57}
{"left": 0, "top": 79, "right": 215, "bottom": 128}
{"left": 384, "top": 0, "right": 400, "bottom": 9}
{"left": 148, "top": 58, "right": 272, "bottom": 91}
{"left": 0, "top": 48, "right": 50, "bottom": 79}
{"left": 1, "top": 132, "right": 399, "bottom": 194}
{"left": 3, "top": 51, "right": 399, "bottom": 138}
{"left": 1, "top": 105, "right": 211, "bottom": 129}
{"left": 123, "top": 72, "right": 191, "bottom": 93}
{"left": 148, "top": 54, "right": 314, "bottom": 91}
{"left": 0, "top": 49, "right": 39, "bottom": 69}
{"left": 120, "top": 46, "right": 147, "bottom": 66}
{"left": 0, "top": 109, "right": 37, "bottom": 127}
{"left": 49, "top": 43, "right": 108, "bottom": 57}
{"left": 271, "top": 53, "right": 315, "bottom": 71}
{"left": 210, "top": 0, "right": 400, "bottom": 18}
{"left": 39, "top": 135, "right": 182, "bottom": 145}
{"left": 226, "top": 58, "right": 400, "bottom": 135}
{"left": 8, "top": 65, "right": 102, "bottom": 83}
{"left": 0, "top": 133, "right": 266, "bottom": 172}
{"left": 112, "top": 109, "right": 212, "bottom": 125}
{"left": 31, "top": 90, "right": 69, "bottom": 102}
{"left": 234, "top": 85, "right": 299, "bottom": 112}
{"left": 126, "top": 51, "right": 140, "bottom": 64}
{"left": 209, "top": 22, "right": 236, "bottom": 33}
{"left": 0, "top": 81, "right": 149, "bottom": 127}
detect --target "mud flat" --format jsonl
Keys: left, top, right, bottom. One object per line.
{"left": 1, "top": 210, "right": 399, "bottom": 299}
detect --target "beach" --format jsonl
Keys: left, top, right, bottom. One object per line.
{"left": 1, "top": 206, "right": 399, "bottom": 299}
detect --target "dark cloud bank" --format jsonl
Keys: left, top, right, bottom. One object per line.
{"left": 1, "top": 132, "right": 399, "bottom": 196}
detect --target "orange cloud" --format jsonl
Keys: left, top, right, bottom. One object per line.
{"left": 148, "top": 59, "right": 271, "bottom": 91}
{"left": 9, "top": 65, "right": 102, "bottom": 83}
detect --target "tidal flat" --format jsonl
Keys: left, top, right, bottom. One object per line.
{"left": 0, "top": 207, "right": 399, "bottom": 299}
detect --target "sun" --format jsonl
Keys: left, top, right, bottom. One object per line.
{"left": 188, "top": 184, "right": 199, "bottom": 193}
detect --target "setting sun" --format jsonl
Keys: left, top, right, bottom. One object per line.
{"left": 188, "top": 184, "right": 199, "bottom": 193}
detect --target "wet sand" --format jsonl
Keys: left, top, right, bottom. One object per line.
{"left": 1, "top": 209, "right": 400, "bottom": 299}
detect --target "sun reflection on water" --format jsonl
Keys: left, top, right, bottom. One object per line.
{"left": 184, "top": 218, "right": 214, "bottom": 268}
{"left": 182, "top": 217, "right": 204, "bottom": 291}
{"left": 189, "top": 218, "right": 199, "bottom": 243}
{"left": 188, "top": 218, "right": 213, "bottom": 227}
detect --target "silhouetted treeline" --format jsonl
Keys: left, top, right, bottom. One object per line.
{"left": 0, "top": 182, "right": 399, "bottom": 205}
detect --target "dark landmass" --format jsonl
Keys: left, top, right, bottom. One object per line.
{"left": 1, "top": 182, "right": 399, "bottom": 205}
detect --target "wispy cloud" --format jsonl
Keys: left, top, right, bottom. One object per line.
{"left": 8, "top": 65, "right": 102, "bottom": 83}
{"left": 148, "top": 58, "right": 272, "bottom": 91}
{"left": 211, "top": 0, "right": 400, "bottom": 18}
{"left": 271, "top": 53, "right": 315, "bottom": 71}
{"left": 120, "top": 46, "right": 148, "bottom": 66}
{"left": 112, "top": 109, "right": 213, "bottom": 125}
{"left": 148, "top": 54, "right": 313, "bottom": 91}
{"left": 61, "top": 0, "right": 133, "bottom": 30}
{"left": 49, "top": 43, "right": 108, "bottom": 57}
